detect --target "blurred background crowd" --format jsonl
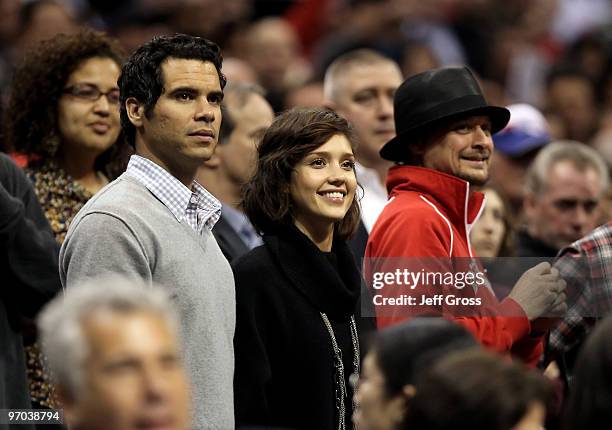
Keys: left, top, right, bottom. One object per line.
{"left": 1, "top": 0, "right": 612, "bottom": 224}
{"left": 2, "top": 1, "right": 612, "bottom": 429}
{"left": 3, "top": 0, "right": 612, "bottom": 222}
{"left": 0, "top": 0, "right": 612, "bottom": 123}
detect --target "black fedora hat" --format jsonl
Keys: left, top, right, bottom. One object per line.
{"left": 380, "top": 66, "right": 510, "bottom": 162}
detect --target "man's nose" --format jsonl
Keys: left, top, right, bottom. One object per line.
{"left": 195, "top": 99, "right": 215, "bottom": 122}
{"left": 377, "top": 94, "right": 394, "bottom": 118}
{"left": 571, "top": 205, "right": 591, "bottom": 232}
{"left": 472, "top": 126, "right": 492, "bottom": 149}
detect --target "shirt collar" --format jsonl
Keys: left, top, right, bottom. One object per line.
{"left": 386, "top": 165, "right": 485, "bottom": 228}
{"left": 191, "top": 180, "right": 222, "bottom": 230}
{"left": 125, "top": 155, "right": 221, "bottom": 229}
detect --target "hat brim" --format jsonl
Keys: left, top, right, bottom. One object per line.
{"left": 380, "top": 105, "right": 510, "bottom": 162}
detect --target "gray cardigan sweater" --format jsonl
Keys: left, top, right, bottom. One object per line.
{"left": 60, "top": 174, "right": 235, "bottom": 429}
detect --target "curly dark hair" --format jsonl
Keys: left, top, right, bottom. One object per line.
{"left": 242, "top": 107, "right": 361, "bottom": 241}
{"left": 118, "top": 33, "right": 227, "bottom": 147}
{"left": 4, "top": 29, "right": 127, "bottom": 177}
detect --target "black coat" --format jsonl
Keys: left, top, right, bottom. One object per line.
{"left": 232, "top": 224, "right": 369, "bottom": 430}
{"left": 348, "top": 220, "right": 368, "bottom": 264}
{"left": 515, "top": 229, "right": 558, "bottom": 258}
{"left": 0, "top": 154, "right": 60, "bottom": 429}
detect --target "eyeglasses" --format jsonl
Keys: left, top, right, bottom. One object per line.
{"left": 63, "top": 83, "right": 121, "bottom": 105}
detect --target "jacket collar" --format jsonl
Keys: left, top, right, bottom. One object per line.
{"left": 263, "top": 224, "right": 360, "bottom": 318}
{"left": 386, "top": 166, "right": 485, "bottom": 229}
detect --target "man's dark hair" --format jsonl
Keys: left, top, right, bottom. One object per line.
{"left": 118, "top": 34, "right": 227, "bottom": 147}
{"left": 242, "top": 107, "right": 360, "bottom": 241}
{"left": 395, "top": 118, "right": 457, "bottom": 166}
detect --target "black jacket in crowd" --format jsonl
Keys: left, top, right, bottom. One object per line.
{"left": 232, "top": 223, "right": 372, "bottom": 430}
{"left": 212, "top": 215, "right": 250, "bottom": 263}
{"left": 515, "top": 228, "right": 559, "bottom": 258}
{"left": 0, "top": 153, "right": 60, "bottom": 429}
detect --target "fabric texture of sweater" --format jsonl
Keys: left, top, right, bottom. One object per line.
{"left": 60, "top": 173, "right": 235, "bottom": 429}
{"left": 366, "top": 166, "right": 543, "bottom": 366}
{"left": 232, "top": 223, "right": 367, "bottom": 430}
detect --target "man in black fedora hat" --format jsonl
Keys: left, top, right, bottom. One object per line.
{"left": 364, "top": 66, "right": 567, "bottom": 366}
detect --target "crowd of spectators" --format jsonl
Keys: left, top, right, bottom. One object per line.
{"left": 0, "top": 0, "right": 612, "bottom": 123}
{"left": 1, "top": 1, "right": 612, "bottom": 430}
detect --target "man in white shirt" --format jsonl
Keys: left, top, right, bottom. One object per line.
{"left": 323, "top": 49, "right": 403, "bottom": 258}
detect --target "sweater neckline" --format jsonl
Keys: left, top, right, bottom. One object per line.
{"left": 263, "top": 223, "right": 360, "bottom": 318}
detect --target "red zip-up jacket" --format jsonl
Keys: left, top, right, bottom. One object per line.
{"left": 365, "top": 166, "right": 543, "bottom": 366}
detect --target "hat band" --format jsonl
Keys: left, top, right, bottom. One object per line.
{"left": 396, "top": 94, "right": 488, "bottom": 135}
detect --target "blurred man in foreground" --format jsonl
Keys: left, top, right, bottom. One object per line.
{"left": 38, "top": 277, "right": 191, "bottom": 430}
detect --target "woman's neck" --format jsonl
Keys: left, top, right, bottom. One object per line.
{"left": 293, "top": 219, "right": 334, "bottom": 252}
{"left": 58, "top": 149, "right": 107, "bottom": 194}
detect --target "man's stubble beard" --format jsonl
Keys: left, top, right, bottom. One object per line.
{"left": 458, "top": 171, "right": 489, "bottom": 187}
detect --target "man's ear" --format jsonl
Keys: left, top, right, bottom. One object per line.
{"left": 126, "top": 97, "right": 145, "bottom": 127}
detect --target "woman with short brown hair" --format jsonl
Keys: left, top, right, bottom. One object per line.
{"left": 233, "top": 107, "right": 365, "bottom": 430}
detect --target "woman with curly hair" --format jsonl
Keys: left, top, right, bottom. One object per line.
{"left": 3, "top": 29, "right": 127, "bottom": 411}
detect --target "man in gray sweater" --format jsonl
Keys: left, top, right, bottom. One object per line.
{"left": 60, "top": 34, "right": 235, "bottom": 429}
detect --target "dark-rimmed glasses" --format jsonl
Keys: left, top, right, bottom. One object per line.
{"left": 63, "top": 83, "right": 120, "bottom": 105}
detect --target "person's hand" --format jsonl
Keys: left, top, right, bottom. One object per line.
{"left": 509, "top": 262, "right": 567, "bottom": 320}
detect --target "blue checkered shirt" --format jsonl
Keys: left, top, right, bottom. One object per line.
{"left": 125, "top": 155, "right": 221, "bottom": 234}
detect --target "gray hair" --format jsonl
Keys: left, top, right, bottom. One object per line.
{"left": 524, "top": 140, "right": 609, "bottom": 196}
{"left": 37, "top": 276, "right": 181, "bottom": 397}
{"left": 323, "top": 49, "right": 400, "bottom": 102}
